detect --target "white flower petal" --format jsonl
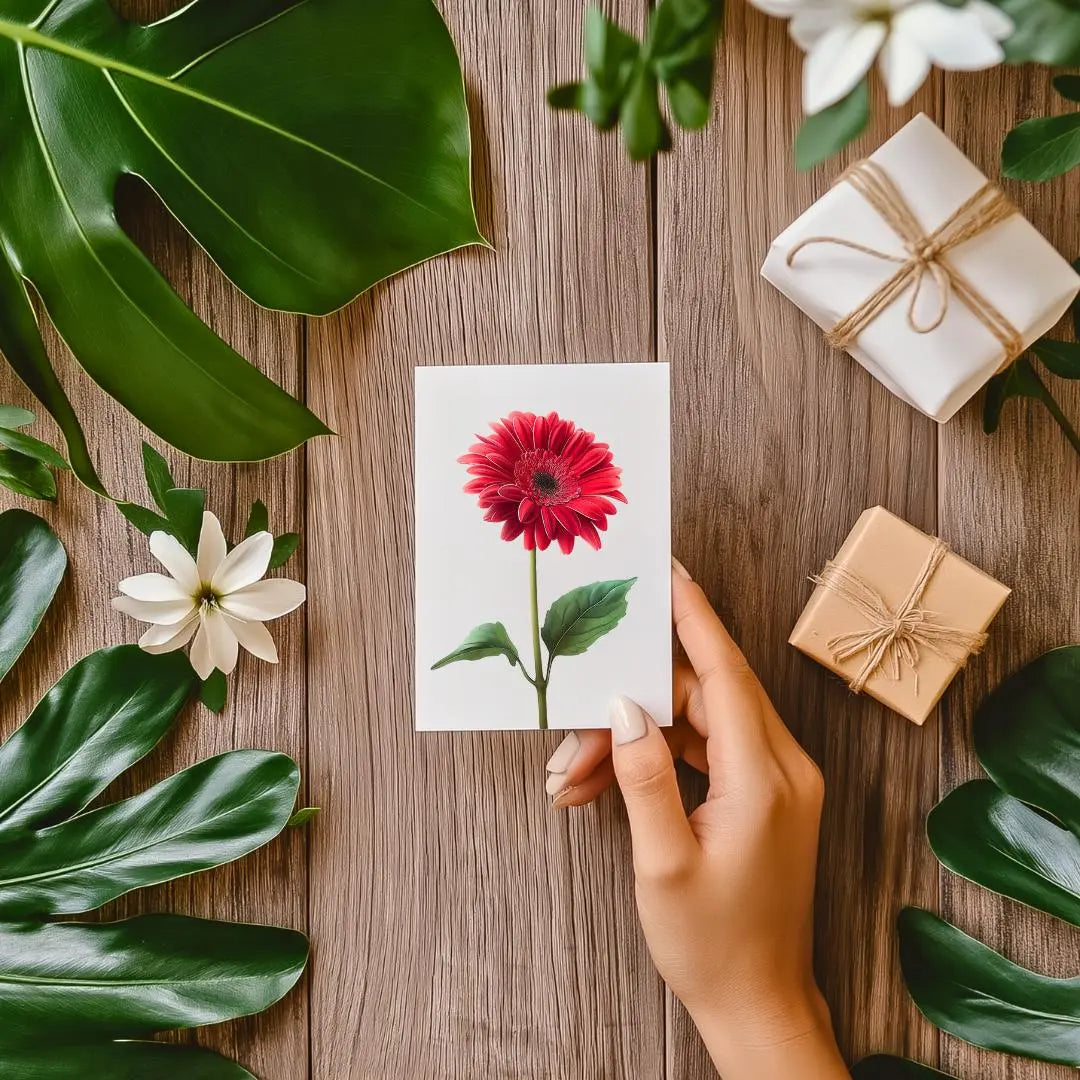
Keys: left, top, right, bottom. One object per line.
{"left": 190, "top": 619, "right": 214, "bottom": 680}
{"left": 112, "top": 594, "right": 197, "bottom": 626}
{"left": 895, "top": 2, "right": 1004, "bottom": 69}
{"left": 196, "top": 512, "right": 228, "bottom": 583}
{"left": 224, "top": 614, "right": 279, "bottom": 664}
{"left": 149, "top": 531, "right": 200, "bottom": 595}
{"left": 969, "top": 0, "right": 1014, "bottom": 41}
{"left": 879, "top": 27, "right": 932, "bottom": 106}
{"left": 789, "top": 7, "right": 847, "bottom": 51}
{"left": 204, "top": 607, "right": 239, "bottom": 675}
{"left": 211, "top": 532, "right": 274, "bottom": 595}
{"left": 803, "top": 20, "right": 887, "bottom": 115}
{"left": 139, "top": 612, "right": 198, "bottom": 655}
{"left": 220, "top": 579, "right": 306, "bottom": 622}
{"left": 118, "top": 572, "right": 191, "bottom": 603}
{"left": 749, "top": 0, "right": 810, "bottom": 16}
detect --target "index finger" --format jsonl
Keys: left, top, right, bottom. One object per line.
{"left": 671, "top": 561, "right": 773, "bottom": 778}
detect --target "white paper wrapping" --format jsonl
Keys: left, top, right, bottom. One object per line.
{"left": 761, "top": 114, "right": 1080, "bottom": 423}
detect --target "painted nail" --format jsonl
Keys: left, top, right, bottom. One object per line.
{"left": 671, "top": 556, "right": 692, "bottom": 581}
{"left": 545, "top": 770, "right": 570, "bottom": 797}
{"left": 546, "top": 732, "right": 580, "bottom": 774}
{"left": 551, "top": 786, "right": 577, "bottom": 810}
{"left": 609, "top": 695, "right": 648, "bottom": 746}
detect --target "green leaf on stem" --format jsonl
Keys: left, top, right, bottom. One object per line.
{"left": 431, "top": 622, "right": 521, "bottom": 670}
{"left": 0, "top": 447, "right": 56, "bottom": 501}
{"left": 991, "top": 0, "right": 1080, "bottom": 64}
{"left": 0, "top": 427, "right": 68, "bottom": 470}
{"left": 141, "top": 442, "right": 176, "bottom": 514}
{"left": 851, "top": 1056, "right": 957, "bottom": 1079}
{"left": 1032, "top": 339, "right": 1080, "bottom": 379}
{"left": 269, "top": 532, "right": 301, "bottom": 569}
{"left": 899, "top": 907, "right": 1080, "bottom": 1067}
{"left": 116, "top": 501, "right": 173, "bottom": 538}
{"left": 288, "top": 807, "right": 321, "bottom": 828}
{"left": 0, "top": 509, "right": 66, "bottom": 683}
{"left": 1002, "top": 111, "right": 1080, "bottom": 181}
{"left": 162, "top": 488, "right": 206, "bottom": 555}
{"left": 795, "top": 81, "right": 869, "bottom": 171}
{"left": 200, "top": 669, "right": 228, "bottom": 715}
{"left": 542, "top": 578, "right": 637, "bottom": 659}
{"left": 982, "top": 354, "right": 1080, "bottom": 455}
{"left": 245, "top": 499, "right": 270, "bottom": 538}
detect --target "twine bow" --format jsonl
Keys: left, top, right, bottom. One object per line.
{"left": 786, "top": 160, "right": 1024, "bottom": 366}
{"left": 811, "top": 539, "right": 987, "bottom": 695}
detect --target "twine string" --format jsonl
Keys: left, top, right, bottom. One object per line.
{"left": 811, "top": 539, "right": 988, "bottom": 695}
{"left": 786, "top": 160, "right": 1023, "bottom": 367}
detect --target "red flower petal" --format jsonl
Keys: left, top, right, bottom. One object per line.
{"left": 557, "top": 532, "right": 575, "bottom": 555}
{"left": 550, "top": 505, "right": 580, "bottom": 536}
{"left": 579, "top": 518, "right": 602, "bottom": 550}
{"left": 501, "top": 519, "right": 525, "bottom": 542}
{"left": 518, "top": 497, "right": 538, "bottom": 523}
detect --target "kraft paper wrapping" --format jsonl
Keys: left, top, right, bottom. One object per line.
{"left": 761, "top": 114, "right": 1080, "bottom": 423}
{"left": 789, "top": 507, "right": 1011, "bottom": 725}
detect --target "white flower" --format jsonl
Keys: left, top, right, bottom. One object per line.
{"left": 112, "top": 511, "right": 305, "bottom": 680}
{"left": 754, "top": 0, "right": 1014, "bottom": 116}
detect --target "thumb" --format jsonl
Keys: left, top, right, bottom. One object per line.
{"left": 609, "top": 696, "right": 699, "bottom": 879}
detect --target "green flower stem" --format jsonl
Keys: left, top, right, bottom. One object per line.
{"left": 529, "top": 546, "right": 548, "bottom": 730}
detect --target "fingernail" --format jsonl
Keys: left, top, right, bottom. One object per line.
{"left": 609, "top": 695, "right": 648, "bottom": 746}
{"left": 671, "top": 556, "right": 692, "bottom": 581}
{"left": 551, "top": 786, "right": 577, "bottom": 810}
{"left": 545, "top": 770, "right": 570, "bottom": 796}
{"left": 546, "top": 732, "right": 580, "bottom": 774}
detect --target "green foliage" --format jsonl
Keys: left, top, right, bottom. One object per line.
{"left": 1002, "top": 77, "right": 1080, "bottom": 181}
{"left": 547, "top": 0, "right": 723, "bottom": 160}
{"left": 0, "top": 512, "right": 307, "bottom": 1075}
{"left": 0, "top": 0, "right": 482, "bottom": 490}
{"left": 287, "top": 807, "right": 321, "bottom": 828}
{"left": 877, "top": 648, "right": 1080, "bottom": 1072}
{"left": 541, "top": 579, "right": 637, "bottom": 661}
{"left": 0, "top": 404, "right": 68, "bottom": 502}
{"left": 200, "top": 668, "right": 228, "bottom": 714}
{"left": 794, "top": 81, "right": 869, "bottom": 171}
{"left": 991, "top": 0, "right": 1080, "bottom": 64}
{"left": 432, "top": 621, "right": 521, "bottom": 670}
{"left": 852, "top": 1057, "right": 956, "bottom": 1079}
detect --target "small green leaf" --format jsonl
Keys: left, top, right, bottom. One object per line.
{"left": 1002, "top": 111, "right": 1080, "bottom": 181}
{"left": 432, "top": 622, "right": 520, "bottom": 670}
{"left": 795, "top": 81, "right": 869, "bottom": 171}
{"left": 899, "top": 907, "right": 1080, "bottom": 1067}
{"left": 269, "top": 532, "right": 301, "bottom": 570}
{"left": 0, "top": 405, "right": 35, "bottom": 429}
{"left": 994, "top": 0, "right": 1080, "bottom": 65}
{"left": 200, "top": 669, "right": 228, "bottom": 715}
{"left": 851, "top": 1057, "right": 957, "bottom": 1079}
{"left": 0, "top": 509, "right": 66, "bottom": 683}
{"left": 0, "top": 427, "right": 68, "bottom": 470}
{"left": 117, "top": 501, "right": 173, "bottom": 539}
{"left": 287, "top": 807, "right": 320, "bottom": 828}
{"left": 141, "top": 442, "right": 176, "bottom": 513}
{"left": 542, "top": 578, "right": 637, "bottom": 659}
{"left": 0, "top": 448, "right": 56, "bottom": 501}
{"left": 1032, "top": 339, "right": 1080, "bottom": 379}
{"left": 163, "top": 488, "right": 206, "bottom": 555}
{"left": 547, "top": 82, "right": 585, "bottom": 111}
{"left": 620, "top": 69, "right": 671, "bottom": 160}
{"left": 245, "top": 499, "right": 269, "bottom": 538}
{"left": 1056, "top": 74, "right": 1080, "bottom": 103}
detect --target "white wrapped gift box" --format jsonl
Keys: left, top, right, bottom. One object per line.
{"left": 761, "top": 114, "right": 1080, "bottom": 423}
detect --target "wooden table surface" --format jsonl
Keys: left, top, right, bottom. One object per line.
{"left": 2, "top": 2, "right": 1079, "bottom": 1078}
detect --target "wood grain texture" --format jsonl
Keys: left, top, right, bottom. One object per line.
{"left": 304, "top": 2, "right": 658, "bottom": 1077}
{"left": 0, "top": 3, "right": 309, "bottom": 1075}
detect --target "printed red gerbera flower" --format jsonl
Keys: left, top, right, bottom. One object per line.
{"left": 460, "top": 411, "right": 627, "bottom": 554}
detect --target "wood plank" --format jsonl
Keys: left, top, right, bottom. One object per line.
{"left": 657, "top": 9, "right": 943, "bottom": 1075}
{"left": 304, "top": 2, "right": 659, "bottom": 1076}
{"left": 0, "top": 3, "right": 309, "bottom": 1069}
{"left": 939, "top": 64, "right": 1080, "bottom": 1080}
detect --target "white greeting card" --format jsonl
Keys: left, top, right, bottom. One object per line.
{"left": 415, "top": 363, "right": 672, "bottom": 732}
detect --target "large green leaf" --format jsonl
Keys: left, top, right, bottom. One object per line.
{"left": 899, "top": 908, "right": 1080, "bottom": 1067}
{"left": 432, "top": 621, "right": 520, "bottom": 670}
{"left": 975, "top": 646, "right": 1080, "bottom": 832}
{"left": 0, "top": 915, "right": 307, "bottom": 1045}
{"left": 928, "top": 779, "right": 1080, "bottom": 926}
{"left": 991, "top": 0, "right": 1080, "bottom": 64}
{"left": 0, "top": 646, "right": 193, "bottom": 840}
{"left": 0, "top": 1042, "right": 255, "bottom": 1079}
{"left": 1002, "top": 111, "right": 1080, "bottom": 181}
{"left": 0, "top": 750, "right": 298, "bottom": 917}
{"left": 0, "top": 508, "right": 65, "bottom": 682}
{"left": 0, "top": 0, "right": 482, "bottom": 478}
{"left": 852, "top": 1057, "right": 956, "bottom": 1079}
{"left": 541, "top": 578, "right": 636, "bottom": 660}
{"left": 1032, "top": 339, "right": 1080, "bottom": 379}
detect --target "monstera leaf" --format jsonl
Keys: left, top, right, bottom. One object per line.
{"left": 0, "top": 515, "right": 308, "bottom": 1076}
{"left": 857, "top": 647, "right": 1080, "bottom": 1076}
{"left": 0, "top": 0, "right": 483, "bottom": 492}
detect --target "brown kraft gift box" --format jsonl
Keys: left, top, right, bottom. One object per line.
{"left": 789, "top": 506, "right": 1011, "bottom": 724}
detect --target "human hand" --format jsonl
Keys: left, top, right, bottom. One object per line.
{"left": 543, "top": 560, "right": 847, "bottom": 1079}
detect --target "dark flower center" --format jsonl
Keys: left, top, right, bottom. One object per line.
{"left": 531, "top": 470, "right": 558, "bottom": 495}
